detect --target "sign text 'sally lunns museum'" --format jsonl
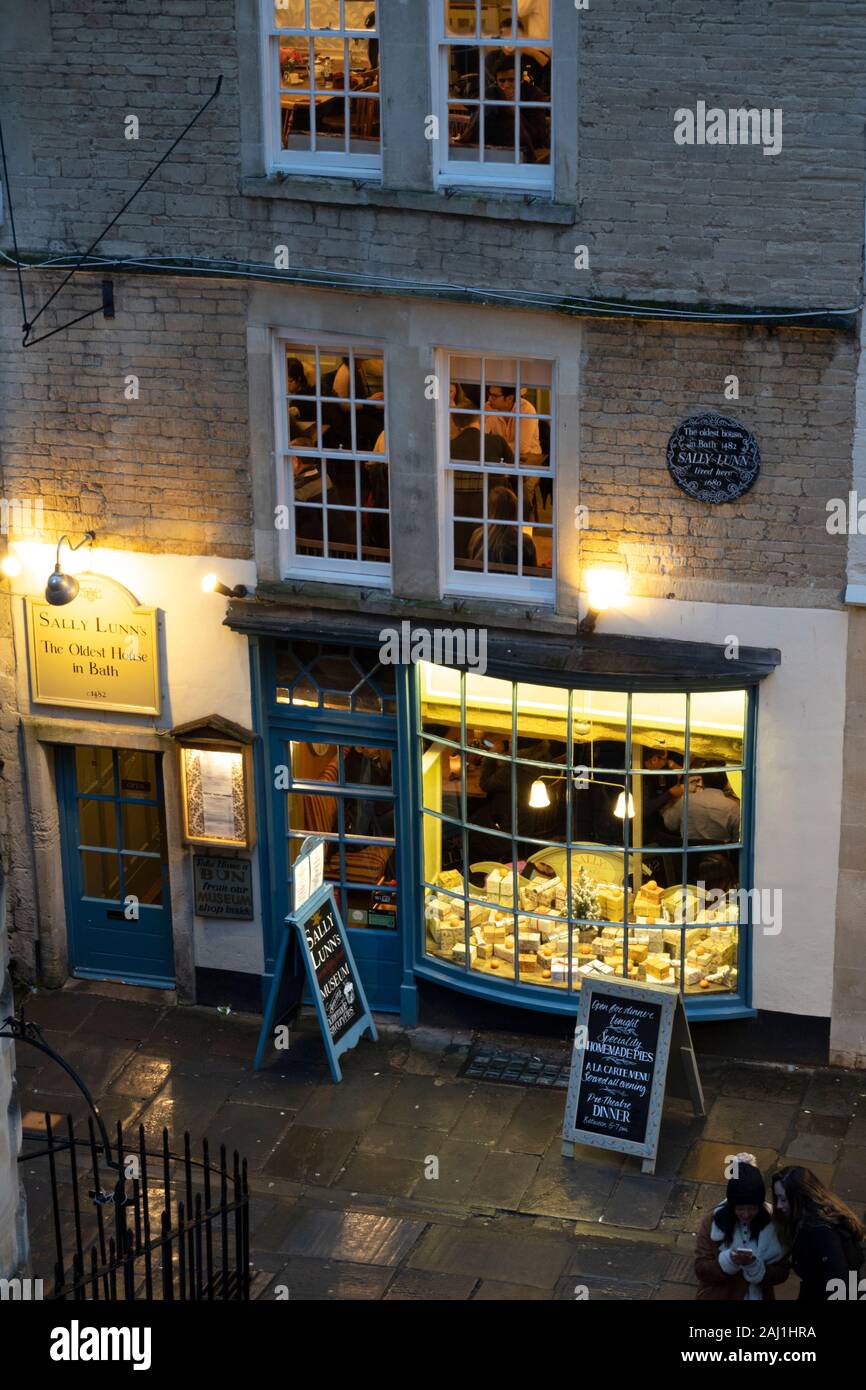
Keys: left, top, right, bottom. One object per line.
{"left": 2, "top": 0, "right": 866, "bottom": 1069}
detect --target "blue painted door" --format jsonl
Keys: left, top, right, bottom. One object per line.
{"left": 271, "top": 733, "right": 402, "bottom": 1012}
{"left": 58, "top": 746, "right": 175, "bottom": 986}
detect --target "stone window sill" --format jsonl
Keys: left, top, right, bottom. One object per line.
{"left": 241, "top": 175, "right": 577, "bottom": 226}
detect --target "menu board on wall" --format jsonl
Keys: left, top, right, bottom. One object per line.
{"left": 562, "top": 979, "right": 704, "bottom": 1173}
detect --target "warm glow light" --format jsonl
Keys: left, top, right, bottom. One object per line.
{"left": 1, "top": 555, "right": 22, "bottom": 578}
{"left": 529, "top": 779, "right": 551, "bottom": 809}
{"left": 201, "top": 573, "right": 219, "bottom": 594}
{"left": 584, "top": 567, "right": 630, "bottom": 613}
{"left": 614, "top": 792, "right": 635, "bottom": 819}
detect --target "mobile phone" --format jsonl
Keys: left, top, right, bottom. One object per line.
{"left": 733, "top": 1247, "right": 754, "bottom": 1258}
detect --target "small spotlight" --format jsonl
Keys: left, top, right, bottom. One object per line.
{"left": 201, "top": 573, "right": 249, "bottom": 598}
{"left": 578, "top": 567, "right": 631, "bottom": 635}
{"left": 1, "top": 554, "right": 22, "bottom": 578}
{"left": 45, "top": 532, "right": 95, "bottom": 606}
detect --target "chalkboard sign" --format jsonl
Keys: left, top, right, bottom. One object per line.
{"left": 301, "top": 899, "right": 364, "bottom": 1047}
{"left": 254, "top": 880, "right": 377, "bottom": 1082}
{"left": 562, "top": 979, "right": 703, "bottom": 1173}
{"left": 667, "top": 412, "right": 760, "bottom": 504}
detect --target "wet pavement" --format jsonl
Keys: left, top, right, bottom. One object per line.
{"left": 13, "top": 982, "right": 866, "bottom": 1301}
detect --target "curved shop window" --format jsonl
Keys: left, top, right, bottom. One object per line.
{"left": 418, "top": 663, "right": 750, "bottom": 1003}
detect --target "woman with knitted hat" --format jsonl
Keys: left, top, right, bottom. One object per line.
{"left": 694, "top": 1154, "right": 790, "bottom": 1300}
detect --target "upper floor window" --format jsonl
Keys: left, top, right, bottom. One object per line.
{"left": 442, "top": 352, "right": 554, "bottom": 600}
{"left": 263, "top": 1, "right": 381, "bottom": 176}
{"left": 433, "top": 0, "right": 552, "bottom": 191}
{"left": 275, "top": 336, "right": 390, "bottom": 583}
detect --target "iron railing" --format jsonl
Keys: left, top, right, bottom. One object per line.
{"left": 21, "top": 1114, "right": 250, "bottom": 1301}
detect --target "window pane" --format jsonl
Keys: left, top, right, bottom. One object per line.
{"left": 123, "top": 856, "right": 163, "bottom": 906}
{"left": 341, "top": 744, "right": 393, "bottom": 788}
{"left": 75, "top": 746, "right": 114, "bottom": 797}
{"left": 314, "top": 93, "right": 346, "bottom": 148}
{"left": 274, "top": 0, "right": 307, "bottom": 27}
{"left": 349, "top": 97, "right": 379, "bottom": 153}
{"left": 281, "top": 93, "right": 312, "bottom": 149}
{"left": 295, "top": 504, "right": 324, "bottom": 554}
{"left": 313, "top": 36, "right": 344, "bottom": 89}
{"left": 121, "top": 802, "right": 163, "bottom": 855}
{"left": 689, "top": 690, "right": 746, "bottom": 766}
{"left": 309, "top": 0, "right": 339, "bottom": 27}
{"left": 449, "top": 45, "right": 479, "bottom": 99}
{"left": 78, "top": 799, "right": 117, "bottom": 850}
{"left": 449, "top": 102, "right": 478, "bottom": 157}
{"left": 82, "top": 850, "right": 120, "bottom": 900}
{"left": 117, "top": 750, "right": 157, "bottom": 799}
{"left": 445, "top": 0, "right": 476, "bottom": 38}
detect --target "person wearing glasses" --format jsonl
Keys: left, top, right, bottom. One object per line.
{"left": 484, "top": 379, "right": 541, "bottom": 461}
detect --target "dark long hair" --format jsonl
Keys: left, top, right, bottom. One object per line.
{"left": 770, "top": 1167, "right": 866, "bottom": 1244}
{"left": 714, "top": 1200, "right": 771, "bottom": 1243}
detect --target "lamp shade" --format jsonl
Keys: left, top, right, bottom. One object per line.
{"left": 529, "top": 779, "right": 551, "bottom": 809}
{"left": 614, "top": 792, "right": 635, "bottom": 819}
{"left": 45, "top": 568, "right": 80, "bottom": 606}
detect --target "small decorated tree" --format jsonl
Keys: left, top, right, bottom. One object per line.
{"left": 570, "top": 866, "right": 601, "bottom": 921}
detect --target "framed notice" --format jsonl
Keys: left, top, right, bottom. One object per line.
{"left": 562, "top": 978, "right": 704, "bottom": 1174}
{"left": 25, "top": 572, "right": 160, "bottom": 715}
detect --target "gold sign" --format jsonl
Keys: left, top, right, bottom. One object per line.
{"left": 26, "top": 572, "right": 161, "bottom": 715}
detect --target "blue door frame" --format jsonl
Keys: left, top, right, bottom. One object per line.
{"left": 251, "top": 638, "right": 416, "bottom": 1017}
{"left": 56, "top": 745, "right": 175, "bottom": 988}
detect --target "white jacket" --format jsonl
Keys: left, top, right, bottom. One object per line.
{"left": 711, "top": 1202, "right": 788, "bottom": 1301}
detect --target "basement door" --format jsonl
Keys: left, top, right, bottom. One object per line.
{"left": 57, "top": 745, "right": 175, "bottom": 987}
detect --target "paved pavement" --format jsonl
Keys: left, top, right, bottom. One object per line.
{"left": 13, "top": 982, "right": 866, "bottom": 1301}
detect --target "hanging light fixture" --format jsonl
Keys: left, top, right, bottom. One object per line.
{"left": 614, "top": 791, "right": 635, "bottom": 819}
{"left": 528, "top": 779, "right": 551, "bottom": 808}
{"left": 45, "top": 531, "right": 95, "bottom": 606}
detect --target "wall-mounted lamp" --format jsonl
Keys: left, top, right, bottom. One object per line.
{"left": 578, "top": 566, "right": 630, "bottom": 636}
{"left": 201, "top": 573, "right": 249, "bottom": 599}
{"left": 45, "top": 532, "right": 96, "bottom": 606}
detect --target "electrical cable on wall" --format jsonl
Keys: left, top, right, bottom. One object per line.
{"left": 0, "top": 77, "right": 222, "bottom": 347}
{"left": 0, "top": 245, "right": 859, "bottom": 328}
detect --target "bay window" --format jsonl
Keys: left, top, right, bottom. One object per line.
{"left": 419, "top": 663, "right": 750, "bottom": 1002}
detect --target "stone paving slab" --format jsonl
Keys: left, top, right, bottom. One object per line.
{"left": 406, "top": 1221, "right": 572, "bottom": 1289}
{"left": 276, "top": 1206, "right": 426, "bottom": 1266}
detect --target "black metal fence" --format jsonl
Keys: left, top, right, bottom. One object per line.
{"left": 21, "top": 1114, "right": 250, "bottom": 1301}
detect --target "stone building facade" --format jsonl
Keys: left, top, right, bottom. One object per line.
{"left": 1, "top": 0, "right": 865, "bottom": 1065}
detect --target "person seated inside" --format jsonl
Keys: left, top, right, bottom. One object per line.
{"left": 662, "top": 768, "right": 741, "bottom": 843}
{"left": 287, "top": 357, "right": 318, "bottom": 442}
{"left": 450, "top": 403, "right": 515, "bottom": 464}
{"left": 455, "top": 51, "right": 549, "bottom": 164}
{"left": 468, "top": 485, "right": 537, "bottom": 572}
{"left": 484, "top": 379, "right": 541, "bottom": 461}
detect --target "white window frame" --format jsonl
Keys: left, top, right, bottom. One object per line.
{"left": 437, "top": 347, "right": 556, "bottom": 603}
{"left": 272, "top": 328, "right": 392, "bottom": 587}
{"left": 429, "top": 0, "right": 554, "bottom": 194}
{"left": 259, "top": 0, "right": 383, "bottom": 180}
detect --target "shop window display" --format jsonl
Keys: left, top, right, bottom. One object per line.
{"left": 419, "top": 663, "right": 748, "bottom": 997}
